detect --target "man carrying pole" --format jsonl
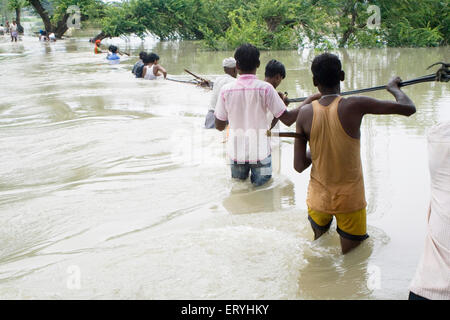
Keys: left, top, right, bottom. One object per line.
{"left": 294, "top": 53, "right": 416, "bottom": 254}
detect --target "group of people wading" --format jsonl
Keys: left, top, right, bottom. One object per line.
{"left": 117, "top": 42, "right": 447, "bottom": 300}
{"left": 206, "top": 44, "right": 417, "bottom": 257}
{"left": 0, "top": 20, "right": 20, "bottom": 42}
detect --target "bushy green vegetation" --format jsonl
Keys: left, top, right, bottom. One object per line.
{"left": 9, "top": 0, "right": 448, "bottom": 48}
{"left": 96, "top": 0, "right": 448, "bottom": 50}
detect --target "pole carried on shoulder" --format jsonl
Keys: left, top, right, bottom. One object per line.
{"left": 271, "top": 62, "right": 449, "bottom": 139}
{"left": 286, "top": 62, "right": 449, "bottom": 103}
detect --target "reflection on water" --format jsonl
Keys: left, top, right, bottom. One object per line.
{"left": 0, "top": 34, "right": 448, "bottom": 299}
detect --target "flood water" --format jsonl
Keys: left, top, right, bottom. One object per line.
{"left": 0, "top": 33, "right": 449, "bottom": 299}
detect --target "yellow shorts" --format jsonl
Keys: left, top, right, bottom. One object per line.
{"left": 308, "top": 207, "right": 369, "bottom": 241}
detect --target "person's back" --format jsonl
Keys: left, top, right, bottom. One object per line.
{"left": 295, "top": 53, "right": 416, "bottom": 254}
{"left": 307, "top": 95, "right": 366, "bottom": 214}
{"left": 106, "top": 45, "right": 120, "bottom": 62}
{"left": 214, "top": 43, "right": 307, "bottom": 187}
{"left": 142, "top": 53, "right": 166, "bottom": 80}
{"left": 205, "top": 57, "right": 237, "bottom": 129}
{"left": 133, "top": 52, "right": 146, "bottom": 78}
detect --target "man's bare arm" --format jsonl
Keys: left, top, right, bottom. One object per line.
{"left": 277, "top": 93, "right": 321, "bottom": 127}
{"left": 215, "top": 117, "right": 227, "bottom": 131}
{"left": 293, "top": 108, "right": 312, "bottom": 173}
{"left": 352, "top": 76, "right": 416, "bottom": 116}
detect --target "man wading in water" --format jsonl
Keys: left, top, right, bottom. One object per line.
{"left": 294, "top": 53, "right": 416, "bottom": 254}
{"left": 204, "top": 57, "right": 237, "bottom": 129}
{"left": 215, "top": 43, "right": 318, "bottom": 187}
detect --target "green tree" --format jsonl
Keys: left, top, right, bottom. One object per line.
{"left": 28, "top": 0, "right": 105, "bottom": 38}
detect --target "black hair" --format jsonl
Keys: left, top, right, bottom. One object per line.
{"left": 311, "top": 53, "right": 342, "bottom": 88}
{"left": 139, "top": 51, "right": 147, "bottom": 60}
{"left": 234, "top": 43, "right": 260, "bottom": 72}
{"left": 143, "top": 54, "right": 152, "bottom": 64}
{"left": 265, "top": 59, "right": 286, "bottom": 79}
{"left": 148, "top": 53, "right": 160, "bottom": 63}
{"left": 109, "top": 45, "right": 118, "bottom": 54}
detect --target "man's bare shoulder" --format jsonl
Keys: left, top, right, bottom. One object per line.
{"left": 298, "top": 103, "right": 314, "bottom": 122}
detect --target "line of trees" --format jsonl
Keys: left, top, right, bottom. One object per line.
{"left": 6, "top": 0, "right": 449, "bottom": 48}
{"left": 93, "top": 0, "right": 449, "bottom": 49}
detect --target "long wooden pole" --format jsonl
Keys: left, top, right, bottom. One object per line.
{"left": 287, "top": 74, "right": 439, "bottom": 103}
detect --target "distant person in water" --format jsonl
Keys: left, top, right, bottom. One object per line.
{"left": 106, "top": 45, "right": 120, "bottom": 63}
{"left": 0, "top": 24, "right": 4, "bottom": 35}
{"left": 132, "top": 51, "right": 147, "bottom": 78}
{"left": 10, "top": 20, "right": 18, "bottom": 42}
{"left": 409, "top": 122, "right": 450, "bottom": 300}
{"left": 48, "top": 32, "right": 56, "bottom": 42}
{"left": 294, "top": 53, "right": 416, "bottom": 254}
{"left": 94, "top": 39, "right": 102, "bottom": 54}
{"left": 39, "top": 30, "right": 48, "bottom": 41}
{"left": 5, "top": 20, "right": 9, "bottom": 34}
{"left": 204, "top": 57, "right": 237, "bottom": 129}
{"left": 142, "top": 53, "right": 167, "bottom": 80}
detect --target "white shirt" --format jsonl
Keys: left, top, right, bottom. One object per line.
{"left": 214, "top": 74, "right": 286, "bottom": 163}
{"left": 208, "top": 74, "right": 236, "bottom": 111}
{"left": 410, "top": 122, "right": 450, "bottom": 300}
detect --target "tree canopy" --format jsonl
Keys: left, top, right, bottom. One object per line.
{"left": 95, "top": 0, "right": 448, "bottom": 50}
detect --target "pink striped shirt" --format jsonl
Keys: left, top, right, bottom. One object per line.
{"left": 214, "top": 74, "right": 286, "bottom": 163}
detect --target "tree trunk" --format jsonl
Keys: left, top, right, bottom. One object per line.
{"left": 90, "top": 31, "right": 108, "bottom": 43}
{"left": 15, "top": 7, "right": 23, "bottom": 33}
{"left": 28, "top": 0, "right": 53, "bottom": 33}
{"left": 54, "top": 13, "right": 69, "bottom": 38}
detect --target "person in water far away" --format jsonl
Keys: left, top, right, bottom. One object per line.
{"left": 10, "top": 20, "right": 18, "bottom": 42}
{"left": 214, "top": 43, "right": 320, "bottom": 187}
{"left": 106, "top": 45, "right": 120, "bottom": 62}
{"left": 294, "top": 53, "right": 416, "bottom": 254}
{"left": 142, "top": 53, "right": 167, "bottom": 80}
{"left": 204, "top": 57, "right": 237, "bottom": 129}
{"left": 94, "top": 40, "right": 102, "bottom": 54}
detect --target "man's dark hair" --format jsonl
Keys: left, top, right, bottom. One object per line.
{"left": 139, "top": 51, "right": 147, "bottom": 60}
{"left": 149, "top": 53, "right": 160, "bottom": 63}
{"left": 234, "top": 43, "right": 260, "bottom": 72}
{"left": 109, "top": 45, "right": 118, "bottom": 54}
{"left": 143, "top": 54, "right": 152, "bottom": 64}
{"left": 265, "top": 59, "right": 286, "bottom": 79}
{"left": 311, "top": 53, "right": 342, "bottom": 88}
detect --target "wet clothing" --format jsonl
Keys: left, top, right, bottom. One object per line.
{"left": 308, "top": 207, "right": 369, "bottom": 240}
{"left": 106, "top": 53, "right": 120, "bottom": 61}
{"left": 132, "top": 61, "right": 145, "bottom": 78}
{"left": 409, "top": 122, "right": 450, "bottom": 300}
{"left": 307, "top": 96, "right": 366, "bottom": 214}
{"left": 230, "top": 155, "right": 272, "bottom": 187}
{"left": 144, "top": 64, "right": 158, "bottom": 80}
{"left": 204, "top": 110, "right": 215, "bottom": 129}
{"left": 214, "top": 74, "right": 286, "bottom": 163}
{"left": 10, "top": 24, "right": 18, "bottom": 39}
{"left": 205, "top": 74, "right": 236, "bottom": 129}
